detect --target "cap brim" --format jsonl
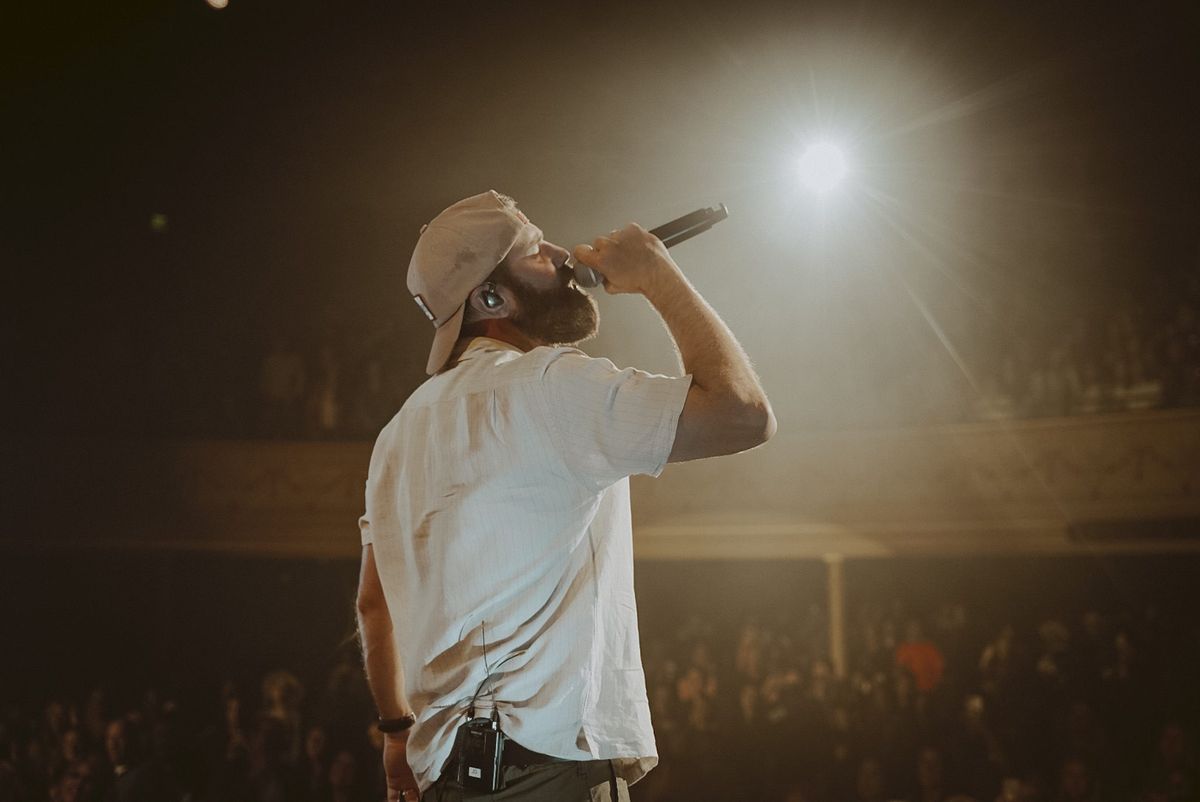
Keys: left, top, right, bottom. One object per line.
{"left": 426, "top": 303, "right": 466, "bottom": 375}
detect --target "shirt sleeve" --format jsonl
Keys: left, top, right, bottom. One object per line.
{"left": 539, "top": 348, "right": 692, "bottom": 490}
{"left": 358, "top": 514, "right": 373, "bottom": 545}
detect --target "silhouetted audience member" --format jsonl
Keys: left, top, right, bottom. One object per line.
{"left": 853, "top": 756, "right": 887, "bottom": 802}
{"left": 103, "top": 717, "right": 137, "bottom": 784}
{"left": 259, "top": 334, "right": 306, "bottom": 437}
{"left": 1054, "top": 758, "right": 1095, "bottom": 802}
{"left": 295, "top": 725, "right": 329, "bottom": 802}
{"left": 326, "top": 749, "right": 363, "bottom": 802}
{"left": 896, "top": 620, "right": 946, "bottom": 695}
{"left": 909, "top": 746, "right": 949, "bottom": 802}
{"left": 1140, "top": 722, "right": 1196, "bottom": 802}
{"left": 111, "top": 709, "right": 188, "bottom": 802}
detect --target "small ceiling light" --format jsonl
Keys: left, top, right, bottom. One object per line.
{"left": 797, "top": 142, "right": 849, "bottom": 193}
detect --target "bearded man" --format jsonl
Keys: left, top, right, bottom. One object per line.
{"left": 356, "top": 190, "right": 775, "bottom": 801}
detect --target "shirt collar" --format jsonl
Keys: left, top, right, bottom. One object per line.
{"left": 460, "top": 337, "right": 526, "bottom": 358}
{"left": 443, "top": 337, "right": 528, "bottom": 374}
{"left": 456, "top": 336, "right": 528, "bottom": 364}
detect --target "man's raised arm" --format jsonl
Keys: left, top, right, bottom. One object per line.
{"left": 572, "top": 223, "right": 776, "bottom": 463}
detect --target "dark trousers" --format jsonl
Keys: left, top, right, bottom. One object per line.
{"left": 424, "top": 759, "right": 629, "bottom": 802}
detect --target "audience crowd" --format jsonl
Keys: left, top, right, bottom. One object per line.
{"left": 3, "top": 589, "right": 1196, "bottom": 802}
{"left": 0, "top": 653, "right": 384, "bottom": 802}
{"left": 972, "top": 292, "right": 1200, "bottom": 421}
{"left": 638, "top": 601, "right": 1198, "bottom": 802}
{"left": 100, "top": 263, "right": 1198, "bottom": 439}
{"left": 259, "top": 285, "right": 1200, "bottom": 438}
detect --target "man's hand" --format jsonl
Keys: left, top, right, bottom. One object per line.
{"left": 383, "top": 731, "right": 420, "bottom": 802}
{"left": 572, "top": 223, "right": 682, "bottom": 297}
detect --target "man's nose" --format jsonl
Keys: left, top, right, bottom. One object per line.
{"left": 545, "top": 242, "right": 571, "bottom": 267}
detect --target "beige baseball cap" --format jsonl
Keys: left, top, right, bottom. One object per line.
{"left": 407, "top": 190, "right": 540, "bottom": 375}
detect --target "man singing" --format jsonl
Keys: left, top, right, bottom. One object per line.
{"left": 356, "top": 190, "right": 775, "bottom": 801}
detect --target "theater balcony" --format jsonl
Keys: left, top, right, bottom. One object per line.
{"left": 8, "top": 409, "right": 1199, "bottom": 560}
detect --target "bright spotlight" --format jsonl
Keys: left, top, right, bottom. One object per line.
{"left": 797, "top": 142, "right": 848, "bottom": 193}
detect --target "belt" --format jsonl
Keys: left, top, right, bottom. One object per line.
{"left": 436, "top": 735, "right": 569, "bottom": 789}
{"left": 501, "top": 739, "right": 566, "bottom": 769}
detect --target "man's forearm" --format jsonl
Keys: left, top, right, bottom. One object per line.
{"left": 358, "top": 607, "right": 410, "bottom": 719}
{"left": 645, "top": 265, "right": 769, "bottom": 408}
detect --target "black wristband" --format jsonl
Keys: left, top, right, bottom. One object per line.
{"left": 377, "top": 713, "right": 416, "bottom": 734}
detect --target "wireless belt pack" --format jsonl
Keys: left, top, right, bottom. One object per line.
{"left": 455, "top": 715, "right": 506, "bottom": 792}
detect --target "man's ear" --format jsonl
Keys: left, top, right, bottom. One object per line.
{"left": 465, "top": 283, "right": 516, "bottom": 320}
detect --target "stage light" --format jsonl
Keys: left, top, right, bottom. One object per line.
{"left": 797, "top": 142, "right": 849, "bottom": 193}
{"left": 206, "top": 0, "right": 229, "bottom": 8}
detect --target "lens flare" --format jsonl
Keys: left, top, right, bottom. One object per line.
{"left": 797, "top": 142, "right": 849, "bottom": 193}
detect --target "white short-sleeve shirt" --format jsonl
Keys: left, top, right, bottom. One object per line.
{"left": 359, "top": 337, "right": 692, "bottom": 791}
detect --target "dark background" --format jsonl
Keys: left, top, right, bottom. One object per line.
{"left": 2, "top": 6, "right": 1200, "bottom": 797}
{"left": 5, "top": 0, "right": 1199, "bottom": 437}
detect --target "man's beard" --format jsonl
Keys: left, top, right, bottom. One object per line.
{"left": 503, "top": 265, "right": 599, "bottom": 346}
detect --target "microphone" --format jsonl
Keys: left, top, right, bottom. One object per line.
{"left": 568, "top": 204, "right": 729, "bottom": 289}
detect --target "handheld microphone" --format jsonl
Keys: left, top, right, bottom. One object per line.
{"left": 568, "top": 203, "right": 729, "bottom": 289}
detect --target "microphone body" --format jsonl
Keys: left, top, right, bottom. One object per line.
{"left": 569, "top": 204, "right": 728, "bottom": 288}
